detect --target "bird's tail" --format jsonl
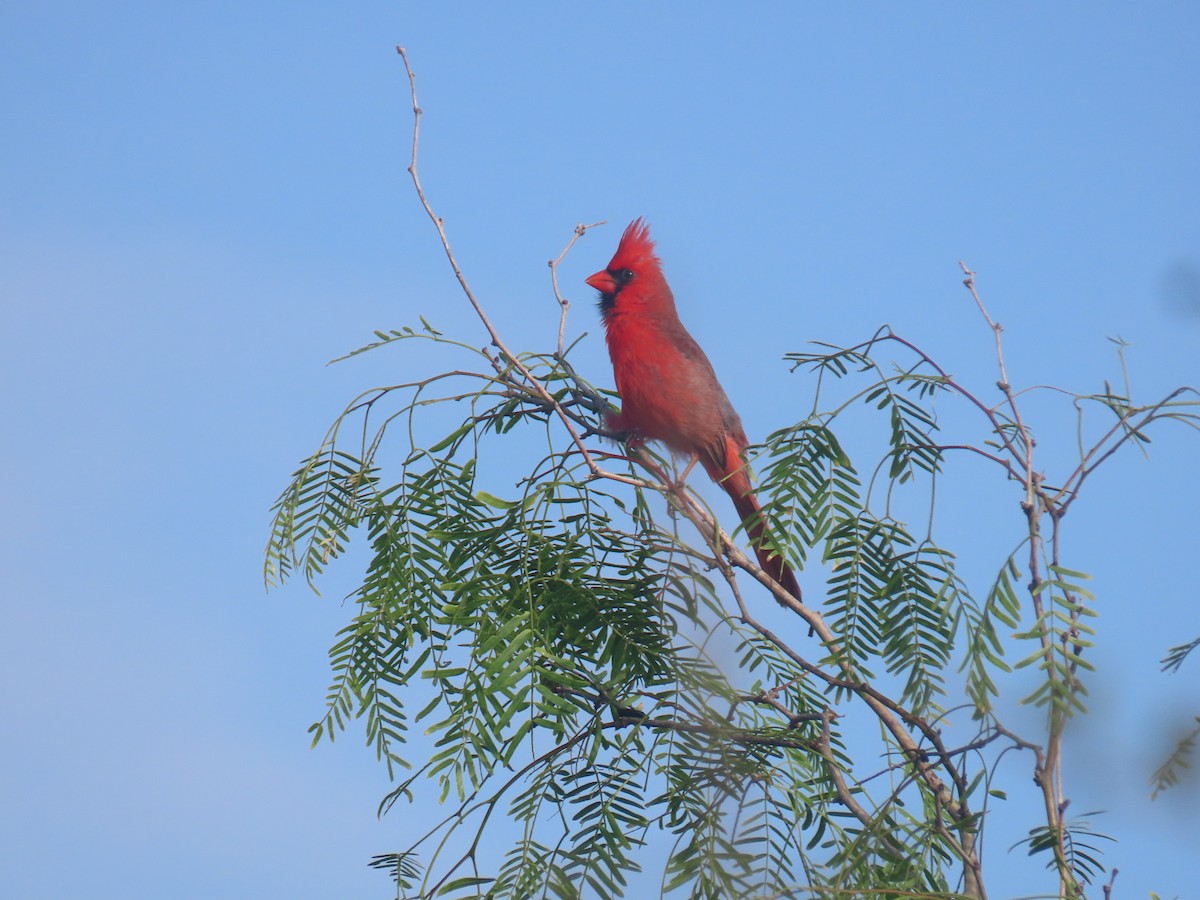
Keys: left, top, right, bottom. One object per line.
{"left": 703, "top": 439, "right": 801, "bottom": 603}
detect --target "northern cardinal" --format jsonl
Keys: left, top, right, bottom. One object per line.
{"left": 586, "top": 219, "right": 800, "bottom": 601}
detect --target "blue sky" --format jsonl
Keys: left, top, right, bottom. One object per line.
{"left": 3, "top": 3, "right": 1198, "bottom": 897}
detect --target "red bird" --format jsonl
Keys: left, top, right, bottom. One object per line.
{"left": 586, "top": 219, "right": 800, "bottom": 601}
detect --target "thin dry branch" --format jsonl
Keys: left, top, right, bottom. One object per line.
{"left": 959, "top": 261, "right": 1011, "bottom": 390}
{"left": 395, "top": 47, "right": 628, "bottom": 487}
{"left": 549, "top": 221, "right": 606, "bottom": 356}
{"left": 960, "top": 264, "right": 1036, "bottom": 506}
{"left": 960, "top": 261, "right": 1086, "bottom": 892}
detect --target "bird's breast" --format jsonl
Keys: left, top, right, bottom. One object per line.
{"left": 604, "top": 313, "right": 733, "bottom": 455}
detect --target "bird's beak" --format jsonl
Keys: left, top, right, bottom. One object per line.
{"left": 586, "top": 269, "right": 616, "bottom": 294}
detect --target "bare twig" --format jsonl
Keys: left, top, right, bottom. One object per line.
{"left": 549, "top": 220, "right": 606, "bottom": 356}
{"left": 960, "top": 261, "right": 1085, "bottom": 893}
{"left": 960, "top": 262, "right": 1010, "bottom": 389}
{"left": 959, "top": 263, "right": 1037, "bottom": 501}
{"left": 1102, "top": 867, "right": 1119, "bottom": 900}
{"left": 395, "top": 47, "right": 626, "bottom": 486}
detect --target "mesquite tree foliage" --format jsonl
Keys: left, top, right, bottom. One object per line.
{"left": 264, "top": 51, "right": 1199, "bottom": 900}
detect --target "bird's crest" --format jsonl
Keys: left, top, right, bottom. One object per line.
{"left": 608, "top": 218, "right": 659, "bottom": 271}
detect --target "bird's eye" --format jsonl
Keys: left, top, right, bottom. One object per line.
{"left": 605, "top": 267, "right": 635, "bottom": 290}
